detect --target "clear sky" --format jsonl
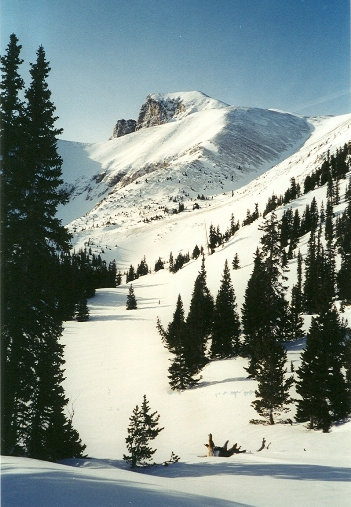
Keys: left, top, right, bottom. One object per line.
{"left": 1, "top": 0, "right": 350, "bottom": 143}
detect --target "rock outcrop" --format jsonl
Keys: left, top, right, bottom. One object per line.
{"left": 136, "top": 95, "right": 186, "bottom": 130}
{"left": 110, "top": 119, "right": 136, "bottom": 139}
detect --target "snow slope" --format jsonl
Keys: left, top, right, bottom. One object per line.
{"left": 65, "top": 110, "right": 351, "bottom": 271}
{"left": 3, "top": 96, "right": 351, "bottom": 506}
{"left": 57, "top": 92, "right": 312, "bottom": 225}
{"left": 4, "top": 172, "right": 351, "bottom": 506}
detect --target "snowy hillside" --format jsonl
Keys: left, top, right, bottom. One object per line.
{"left": 3, "top": 169, "right": 351, "bottom": 504}
{"left": 61, "top": 107, "right": 351, "bottom": 272}
{"left": 3, "top": 95, "right": 351, "bottom": 506}
{"left": 57, "top": 91, "right": 312, "bottom": 226}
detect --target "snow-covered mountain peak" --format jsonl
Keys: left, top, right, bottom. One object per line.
{"left": 135, "top": 90, "right": 229, "bottom": 131}
{"left": 147, "top": 90, "right": 229, "bottom": 116}
{"left": 110, "top": 91, "right": 229, "bottom": 139}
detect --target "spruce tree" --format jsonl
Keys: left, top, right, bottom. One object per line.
{"left": 157, "top": 295, "right": 186, "bottom": 352}
{"left": 123, "top": 395, "right": 164, "bottom": 468}
{"left": 168, "top": 348, "right": 200, "bottom": 390}
{"left": 296, "top": 307, "right": 349, "bottom": 432}
{"left": 75, "top": 297, "right": 89, "bottom": 322}
{"left": 252, "top": 334, "right": 293, "bottom": 424}
{"left": 126, "top": 284, "right": 137, "bottom": 310}
{"left": 1, "top": 39, "right": 85, "bottom": 459}
{"left": 211, "top": 260, "right": 240, "bottom": 358}
{"left": 243, "top": 214, "right": 290, "bottom": 377}
{"left": 288, "top": 252, "right": 304, "bottom": 341}
{"left": 185, "top": 256, "right": 214, "bottom": 372}
{"left": 232, "top": 253, "right": 240, "bottom": 269}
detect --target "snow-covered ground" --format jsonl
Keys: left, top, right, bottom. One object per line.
{"left": 2, "top": 276, "right": 351, "bottom": 505}
{"left": 2, "top": 94, "right": 351, "bottom": 506}
{"left": 3, "top": 175, "right": 351, "bottom": 506}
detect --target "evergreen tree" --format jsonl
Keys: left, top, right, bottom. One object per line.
{"left": 168, "top": 348, "right": 200, "bottom": 391}
{"left": 185, "top": 256, "right": 214, "bottom": 372}
{"left": 296, "top": 307, "right": 349, "bottom": 432}
{"left": 232, "top": 253, "right": 240, "bottom": 269}
{"left": 336, "top": 198, "right": 351, "bottom": 303}
{"left": 288, "top": 252, "right": 304, "bottom": 341}
{"left": 0, "top": 33, "right": 25, "bottom": 237}
{"left": 126, "top": 264, "right": 136, "bottom": 283}
{"left": 123, "top": 395, "right": 164, "bottom": 468}
{"left": 243, "top": 214, "right": 291, "bottom": 377}
{"left": 126, "top": 285, "right": 137, "bottom": 310}
{"left": 252, "top": 334, "right": 293, "bottom": 424}
{"left": 1, "top": 39, "right": 84, "bottom": 459}
{"left": 157, "top": 295, "right": 186, "bottom": 353}
{"left": 192, "top": 244, "right": 201, "bottom": 259}
{"left": 115, "top": 271, "right": 122, "bottom": 286}
{"left": 169, "top": 252, "right": 174, "bottom": 272}
{"left": 154, "top": 257, "right": 164, "bottom": 271}
{"left": 303, "top": 231, "right": 318, "bottom": 313}
{"left": 211, "top": 260, "right": 240, "bottom": 358}
{"left": 75, "top": 297, "right": 89, "bottom": 322}
{"left": 136, "top": 256, "right": 148, "bottom": 277}
{"left": 325, "top": 199, "right": 334, "bottom": 246}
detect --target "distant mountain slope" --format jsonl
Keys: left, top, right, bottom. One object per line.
{"left": 58, "top": 91, "right": 311, "bottom": 225}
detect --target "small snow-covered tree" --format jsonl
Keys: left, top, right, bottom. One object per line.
{"left": 123, "top": 395, "right": 164, "bottom": 468}
{"left": 126, "top": 284, "right": 137, "bottom": 310}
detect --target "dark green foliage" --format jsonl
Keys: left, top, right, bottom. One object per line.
{"left": 169, "top": 252, "right": 174, "bottom": 272}
{"left": 123, "top": 395, "right": 164, "bottom": 468}
{"left": 209, "top": 224, "right": 221, "bottom": 251}
{"left": 263, "top": 193, "right": 283, "bottom": 217}
{"left": 283, "top": 177, "right": 301, "bottom": 204}
{"left": 172, "top": 251, "right": 190, "bottom": 273}
{"left": 192, "top": 244, "right": 201, "bottom": 259}
{"left": 136, "top": 256, "right": 149, "bottom": 277}
{"left": 252, "top": 334, "right": 294, "bottom": 424}
{"left": 1, "top": 38, "right": 85, "bottom": 459}
{"left": 324, "top": 199, "right": 334, "bottom": 245}
{"left": 126, "top": 285, "right": 137, "bottom": 310}
{"left": 288, "top": 251, "right": 304, "bottom": 341}
{"left": 75, "top": 297, "right": 89, "bottom": 322}
{"left": 232, "top": 253, "right": 240, "bottom": 270}
{"left": 157, "top": 295, "right": 186, "bottom": 353}
{"left": 168, "top": 349, "right": 200, "bottom": 391}
{"left": 229, "top": 213, "right": 240, "bottom": 236}
{"left": 280, "top": 207, "right": 293, "bottom": 248}
{"left": 154, "top": 257, "right": 164, "bottom": 271}
{"left": 296, "top": 308, "right": 350, "bottom": 432}
{"left": 242, "top": 203, "right": 259, "bottom": 226}
{"left": 210, "top": 260, "right": 241, "bottom": 358}
{"left": 126, "top": 264, "right": 136, "bottom": 283}
{"left": 243, "top": 214, "right": 291, "bottom": 378}
{"left": 303, "top": 144, "right": 350, "bottom": 194}
{"left": 336, "top": 198, "right": 351, "bottom": 303}
{"left": 157, "top": 296, "right": 201, "bottom": 390}
{"left": 291, "top": 251, "right": 304, "bottom": 315}
{"left": 304, "top": 231, "right": 335, "bottom": 314}
{"left": 116, "top": 271, "right": 123, "bottom": 286}
{"left": 185, "top": 256, "right": 214, "bottom": 371}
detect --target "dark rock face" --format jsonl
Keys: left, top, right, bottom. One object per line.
{"left": 136, "top": 95, "right": 185, "bottom": 130}
{"left": 110, "top": 119, "right": 136, "bottom": 139}
{"left": 110, "top": 95, "right": 186, "bottom": 140}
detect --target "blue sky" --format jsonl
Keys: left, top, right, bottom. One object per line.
{"left": 1, "top": 0, "right": 350, "bottom": 142}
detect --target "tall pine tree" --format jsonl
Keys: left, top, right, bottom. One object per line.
{"left": 185, "top": 256, "right": 214, "bottom": 372}
{"left": 210, "top": 260, "right": 240, "bottom": 358}
{"left": 1, "top": 39, "right": 85, "bottom": 458}
{"left": 296, "top": 307, "right": 349, "bottom": 432}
